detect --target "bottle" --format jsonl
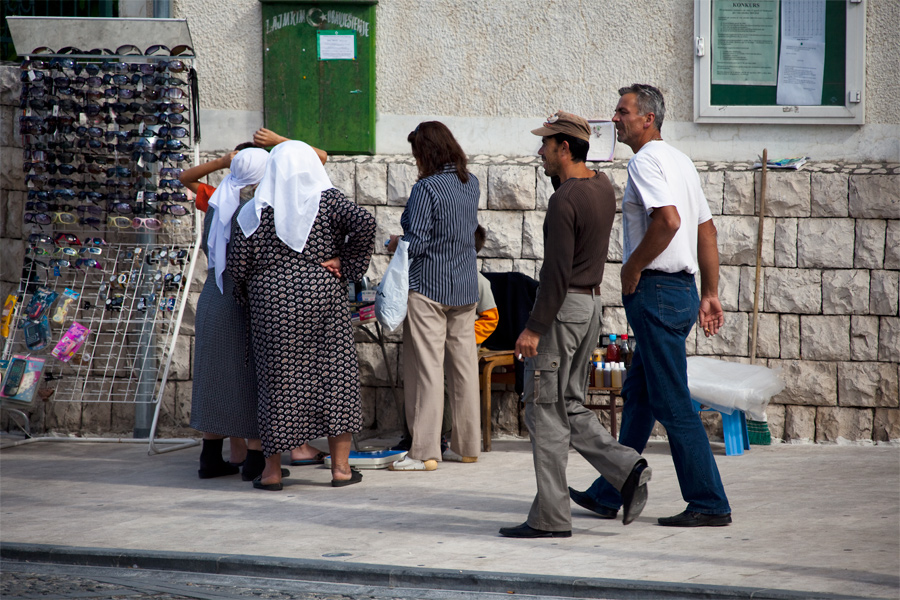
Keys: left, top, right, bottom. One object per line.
{"left": 603, "top": 362, "right": 612, "bottom": 387}
{"left": 610, "top": 362, "right": 622, "bottom": 388}
{"left": 607, "top": 333, "right": 621, "bottom": 363}
{"left": 621, "top": 333, "right": 632, "bottom": 369}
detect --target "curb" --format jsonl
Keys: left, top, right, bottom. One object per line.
{"left": 0, "top": 542, "right": 879, "bottom": 600}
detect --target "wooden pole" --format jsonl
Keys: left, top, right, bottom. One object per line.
{"left": 749, "top": 149, "right": 768, "bottom": 365}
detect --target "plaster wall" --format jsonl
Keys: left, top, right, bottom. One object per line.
{"left": 176, "top": 0, "right": 898, "bottom": 161}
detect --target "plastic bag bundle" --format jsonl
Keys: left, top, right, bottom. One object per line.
{"left": 374, "top": 239, "right": 410, "bottom": 332}
{"left": 686, "top": 356, "right": 786, "bottom": 421}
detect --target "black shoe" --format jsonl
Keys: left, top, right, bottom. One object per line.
{"left": 252, "top": 476, "right": 283, "bottom": 491}
{"left": 391, "top": 435, "right": 412, "bottom": 452}
{"left": 198, "top": 460, "right": 240, "bottom": 479}
{"left": 498, "top": 522, "right": 571, "bottom": 538}
{"left": 620, "top": 459, "right": 652, "bottom": 526}
{"left": 658, "top": 510, "right": 732, "bottom": 527}
{"left": 568, "top": 487, "right": 618, "bottom": 519}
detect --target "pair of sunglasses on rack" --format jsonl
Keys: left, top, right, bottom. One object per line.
{"left": 31, "top": 44, "right": 194, "bottom": 57}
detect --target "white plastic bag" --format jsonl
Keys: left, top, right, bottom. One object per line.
{"left": 687, "top": 356, "right": 786, "bottom": 421}
{"left": 375, "top": 239, "right": 410, "bottom": 332}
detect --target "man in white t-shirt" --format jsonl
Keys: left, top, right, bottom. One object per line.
{"left": 570, "top": 84, "right": 732, "bottom": 527}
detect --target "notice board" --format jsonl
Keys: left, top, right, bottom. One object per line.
{"left": 260, "top": 0, "right": 376, "bottom": 154}
{"left": 694, "top": 0, "right": 865, "bottom": 124}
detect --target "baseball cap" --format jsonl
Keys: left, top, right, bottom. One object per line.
{"left": 531, "top": 111, "right": 591, "bottom": 142}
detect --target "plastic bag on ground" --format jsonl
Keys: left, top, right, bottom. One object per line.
{"left": 374, "top": 239, "right": 409, "bottom": 332}
{"left": 686, "top": 356, "right": 785, "bottom": 421}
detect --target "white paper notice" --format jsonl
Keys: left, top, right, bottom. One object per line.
{"left": 776, "top": 0, "right": 826, "bottom": 105}
{"left": 318, "top": 33, "right": 355, "bottom": 60}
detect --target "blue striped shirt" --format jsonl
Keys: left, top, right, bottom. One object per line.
{"left": 400, "top": 165, "right": 479, "bottom": 306}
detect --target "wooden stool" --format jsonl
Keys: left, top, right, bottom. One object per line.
{"left": 478, "top": 350, "right": 516, "bottom": 452}
{"left": 585, "top": 385, "right": 623, "bottom": 439}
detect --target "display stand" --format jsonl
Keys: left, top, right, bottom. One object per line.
{"left": 2, "top": 17, "right": 201, "bottom": 454}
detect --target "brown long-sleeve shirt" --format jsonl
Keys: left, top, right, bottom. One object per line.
{"left": 525, "top": 171, "right": 616, "bottom": 335}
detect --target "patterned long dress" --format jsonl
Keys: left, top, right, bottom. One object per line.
{"left": 190, "top": 202, "right": 259, "bottom": 439}
{"left": 227, "top": 188, "right": 376, "bottom": 457}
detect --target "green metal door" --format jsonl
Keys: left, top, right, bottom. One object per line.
{"left": 260, "top": 0, "right": 376, "bottom": 155}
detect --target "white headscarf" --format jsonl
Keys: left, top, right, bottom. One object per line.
{"left": 206, "top": 147, "right": 269, "bottom": 292}
{"left": 237, "top": 140, "right": 333, "bottom": 254}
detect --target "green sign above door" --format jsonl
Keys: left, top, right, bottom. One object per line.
{"left": 260, "top": 0, "right": 376, "bottom": 155}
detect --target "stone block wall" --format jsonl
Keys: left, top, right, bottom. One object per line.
{"left": 2, "top": 65, "right": 898, "bottom": 444}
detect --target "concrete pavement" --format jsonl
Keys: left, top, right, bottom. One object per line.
{"left": 0, "top": 436, "right": 897, "bottom": 599}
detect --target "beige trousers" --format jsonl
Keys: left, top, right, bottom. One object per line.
{"left": 403, "top": 291, "right": 481, "bottom": 461}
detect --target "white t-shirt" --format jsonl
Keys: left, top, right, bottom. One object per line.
{"left": 621, "top": 140, "right": 713, "bottom": 274}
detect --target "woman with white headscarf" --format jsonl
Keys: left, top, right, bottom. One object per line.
{"left": 182, "top": 146, "right": 270, "bottom": 480}
{"left": 229, "top": 141, "right": 376, "bottom": 490}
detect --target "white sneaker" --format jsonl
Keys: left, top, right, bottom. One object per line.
{"left": 442, "top": 448, "right": 478, "bottom": 463}
{"left": 388, "top": 457, "right": 438, "bottom": 471}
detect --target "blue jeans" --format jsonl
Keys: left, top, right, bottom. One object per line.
{"left": 584, "top": 270, "right": 731, "bottom": 515}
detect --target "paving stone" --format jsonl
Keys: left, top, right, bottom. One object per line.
{"left": 478, "top": 210, "right": 522, "bottom": 259}
{"left": 488, "top": 165, "right": 536, "bottom": 210}
{"left": 849, "top": 174, "right": 899, "bottom": 218}
{"left": 884, "top": 220, "right": 900, "bottom": 270}
{"left": 0, "top": 144, "right": 24, "bottom": 190}
{"left": 608, "top": 213, "right": 623, "bottom": 263}
{"left": 765, "top": 268, "right": 821, "bottom": 314}
{"left": 1, "top": 108, "right": 24, "bottom": 148}
{"left": 1, "top": 238, "right": 25, "bottom": 282}
{"left": 511, "top": 258, "right": 537, "bottom": 280}
{"left": 697, "top": 311, "right": 748, "bottom": 356}
{"left": 469, "top": 163, "right": 488, "bottom": 210}
{"left": 873, "top": 408, "right": 900, "bottom": 442}
{"left": 869, "top": 270, "right": 899, "bottom": 316}
{"left": 602, "top": 306, "right": 627, "bottom": 337}
{"left": 822, "top": 269, "right": 870, "bottom": 315}
{"left": 783, "top": 405, "right": 816, "bottom": 442}
{"left": 356, "top": 341, "right": 398, "bottom": 387}
{"left": 753, "top": 312, "right": 780, "bottom": 359}
{"left": 878, "top": 317, "right": 900, "bottom": 362}
{"left": 535, "top": 168, "right": 554, "bottom": 210}
{"left": 0, "top": 65, "right": 19, "bottom": 106}
{"left": 386, "top": 163, "right": 417, "bottom": 206}
{"left": 355, "top": 163, "right": 387, "bottom": 206}
{"left": 800, "top": 315, "right": 849, "bottom": 360}
{"left": 770, "top": 359, "right": 837, "bottom": 406}
{"left": 815, "top": 406, "right": 873, "bottom": 443}
{"left": 850, "top": 315, "right": 880, "bottom": 361}
{"left": 374, "top": 385, "right": 403, "bottom": 434}
{"left": 175, "top": 381, "right": 192, "bottom": 428}
{"left": 600, "top": 262, "right": 622, "bottom": 307}
{"left": 718, "top": 265, "right": 740, "bottom": 312}
{"left": 359, "top": 386, "right": 376, "bottom": 430}
{"left": 854, "top": 219, "right": 886, "bottom": 269}
{"left": 492, "top": 390, "right": 520, "bottom": 437}
{"left": 372, "top": 205, "right": 403, "bottom": 256}
{"left": 605, "top": 168, "right": 629, "bottom": 202}
{"left": 717, "top": 215, "right": 767, "bottom": 266}
{"left": 521, "top": 210, "right": 545, "bottom": 259}
{"left": 325, "top": 161, "right": 355, "bottom": 202}
{"left": 723, "top": 171, "right": 755, "bottom": 215}
{"left": 780, "top": 314, "right": 800, "bottom": 359}
{"left": 738, "top": 265, "right": 765, "bottom": 312}
{"left": 364, "top": 253, "right": 391, "bottom": 284}
{"left": 1, "top": 189, "right": 24, "bottom": 239}
{"left": 797, "top": 218, "right": 855, "bottom": 268}
{"left": 764, "top": 403, "right": 786, "bottom": 441}
{"left": 700, "top": 171, "right": 724, "bottom": 215}
{"left": 774, "top": 217, "right": 798, "bottom": 267}
{"left": 759, "top": 171, "right": 811, "bottom": 217}
{"left": 481, "top": 257, "right": 514, "bottom": 273}
{"left": 838, "top": 362, "right": 899, "bottom": 408}
{"left": 810, "top": 172, "right": 849, "bottom": 217}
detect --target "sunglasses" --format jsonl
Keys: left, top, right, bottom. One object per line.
{"left": 54, "top": 233, "right": 82, "bottom": 246}
{"left": 145, "top": 44, "right": 194, "bottom": 57}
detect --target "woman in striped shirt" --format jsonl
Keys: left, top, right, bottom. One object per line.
{"left": 388, "top": 122, "right": 481, "bottom": 472}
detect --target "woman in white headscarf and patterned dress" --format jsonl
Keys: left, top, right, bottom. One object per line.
{"left": 228, "top": 141, "right": 377, "bottom": 490}
{"left": 182, "top": 145, "right": 269, "bottom": 481}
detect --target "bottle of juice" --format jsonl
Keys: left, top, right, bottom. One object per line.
{"left": 607, "top": 333, "right": 621, "bottom": 363}
{"left": 621, "top": 333, "right": 632, "bottom": 368}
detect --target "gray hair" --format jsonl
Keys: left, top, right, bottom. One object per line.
{"left": 618, "top": 84, "right": 665, "bottom": 132}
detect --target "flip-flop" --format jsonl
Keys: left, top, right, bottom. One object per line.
{"left": 331, "top": 468, "right": 363, "bottom": 487}
{"left": 290, "top": 452, "right": 326, "bottom": 466}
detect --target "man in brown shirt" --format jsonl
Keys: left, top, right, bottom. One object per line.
{"left": 499, "top": 111, "right": 651, "bottom": 539}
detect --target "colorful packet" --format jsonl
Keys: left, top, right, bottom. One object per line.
{"left": 24, "top": 287, "right": 59, "bottom": 320}
{"left": 51, "top": 321, "right": 91, "bottom": 362}
{"left": 51, "top": 288, "right": 80, "bottom": 325}
{"left": 1, "top": 295, "right": 16, "bottom": 338}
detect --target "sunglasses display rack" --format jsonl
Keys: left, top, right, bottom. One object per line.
{"left": 5, "top": 45, "right": 202, "bottom": 417}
